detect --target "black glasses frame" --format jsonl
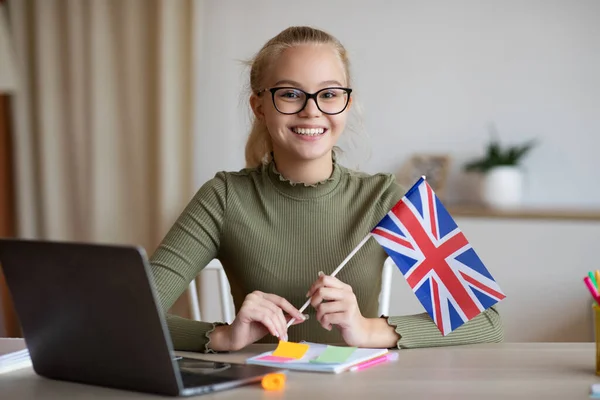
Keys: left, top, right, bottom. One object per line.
{"left": 257, "top": 86, "right": 353, "bottom": 115}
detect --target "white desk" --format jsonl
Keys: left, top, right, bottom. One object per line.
{"left": 0, "top": 338, "right": 598, "bottom": 399}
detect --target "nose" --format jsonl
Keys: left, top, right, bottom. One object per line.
{"left": 298, "top": 97, "right": 321, "bottom": 118}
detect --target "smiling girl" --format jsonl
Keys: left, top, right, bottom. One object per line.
{"left": 149, "top": 26, "right": 503, "bottom": 353}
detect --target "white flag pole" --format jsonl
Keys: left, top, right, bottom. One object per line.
{"left": 286, "top": 233, "right": 373, "bottom": 328}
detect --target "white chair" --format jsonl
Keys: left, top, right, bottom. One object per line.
{"left": 187, "top": 257, "right": 395, "bottom": 323}
{"left": 187, "top": 261, "right": 234, "bottom": 323}
{"left": 378, "top": 257, "right": 395, "bottom": 316}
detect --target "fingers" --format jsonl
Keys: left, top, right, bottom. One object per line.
{"left": 257, "top": 312, "right": 282, "bottom": 339}
{"left": 263, "top": 292, "right": 308, "bottom": 333}
{"left": 308, "top": 283, "right": 359, "bottom": 331}
{"left": 309, "top": 287, "right": 346, "bottom": 309}
{"left": 320, "top": 311, "right": 348, "bottom": 331}
{"left": 257, "top": 298, "right": 289, "bottom": 340}
{"left": 243, "top": 291, "right": 288, "bottom": 340}
{"left": 313, "top": 289, "right": 358, "bottom": 330}
{"left": 306, "top": 274, "right": 352, "bottom": 299}
{"left": 262, "top": 293, "right": 305, "bottom": 321}
{"left": 315, "top": 301, "right": 346, "bottom": 328}
{"left": 244, "top": 291, "right": 309, "bottom": 341}
{"left": 288, "top": 313, "right": 310, "bottom": 326}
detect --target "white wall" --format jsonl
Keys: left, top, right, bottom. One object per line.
{"left": 194, "top": 0, "right": 600, "bottom": 207}
{"left": 192, "top": 0, "right": 600, "bottom": 342}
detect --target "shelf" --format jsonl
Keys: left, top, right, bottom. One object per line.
{"left": 446, "top": 205, "right": 600, "bottom": 222}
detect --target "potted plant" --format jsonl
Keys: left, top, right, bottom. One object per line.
{"left": 464, "top": 135, "right": 536, "bottom": 209}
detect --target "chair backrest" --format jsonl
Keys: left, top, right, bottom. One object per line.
{"left": 187, "top": 261, "right": 234, "bottom": 323}
{"left": 187, "top": 257, "right": 395, "bottom": 323}
{"left": 378, "top": 257, "right": 395, "bottom": 316}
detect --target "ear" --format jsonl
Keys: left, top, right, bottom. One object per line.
{"left": 250, "top": 94, "right": 265, "bottom": 120}
{"left": 346, "top": 95, "right": 353, "bottom": 111}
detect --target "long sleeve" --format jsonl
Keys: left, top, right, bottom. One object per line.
{"left": 387, "top": 305, "right": 504, "bottom": 349}
{"left": 149, "top": 172, "right": 228, "bottom": 352}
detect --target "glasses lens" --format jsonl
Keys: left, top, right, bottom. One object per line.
{"left": 273, "top": 88, "right": 306, "bottom": 114}
{"left": 273, "top": 88, "right": 349, "bottom": 114}
{"left": 315, "top": 88, "right": 349, "bottom": 114}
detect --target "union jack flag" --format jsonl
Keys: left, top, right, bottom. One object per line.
{"left": 371, "top": 177, "right": 506, "bottom": 335}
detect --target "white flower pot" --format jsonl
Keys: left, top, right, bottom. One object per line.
{"left": 483, "top": 166, "right": 524, "bottom": 209}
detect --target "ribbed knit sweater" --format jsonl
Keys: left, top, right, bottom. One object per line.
{"left": 149, "top": 159, "right": 504, "bottom": 352}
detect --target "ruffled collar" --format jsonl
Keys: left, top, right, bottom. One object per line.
{"left": 264, "top": 155, "right": 342, "bottom": 199}
{"left": 271, "top": 163, "right": 336, "bottom": 187}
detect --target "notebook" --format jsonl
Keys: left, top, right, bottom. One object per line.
{"left": 246, "top": 341, "right": 389, "bottom": 374}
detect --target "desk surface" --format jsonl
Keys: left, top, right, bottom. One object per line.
{"left": 1, "top": 338, "right": 598, "bottom": 399}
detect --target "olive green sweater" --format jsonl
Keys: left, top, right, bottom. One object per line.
{"left": 149, "top": 160, "right": 503, "bottom": 352}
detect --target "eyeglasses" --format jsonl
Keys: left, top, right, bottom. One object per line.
{"left": 257, "top": 87, "right": 352, "bottom": 115}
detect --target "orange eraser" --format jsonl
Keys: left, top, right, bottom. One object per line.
{"left": 261, "top": 372, "right": 286, "bottom": 391}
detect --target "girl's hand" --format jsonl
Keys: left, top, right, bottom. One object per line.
{"left": 216, "top": 291, "right": 306, "bottom": 351}
{"left": 306, "top": 273, "right": 370, "bottom": 347}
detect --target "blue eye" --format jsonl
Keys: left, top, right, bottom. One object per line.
{"left": 277, "top": 89, "right": 303, "bottom": 99}
{"left": 319, "top": 89, "right": 344, "bottom": 101}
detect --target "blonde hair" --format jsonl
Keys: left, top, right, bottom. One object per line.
{"left": 244, "top": 26, "right": 352, "bottom": 168}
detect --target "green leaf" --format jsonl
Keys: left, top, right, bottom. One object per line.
{"left": 463, "top": 137, "right": 537, "bottom": 172}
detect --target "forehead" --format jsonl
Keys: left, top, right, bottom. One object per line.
{"left": 268, "top": 44, "right": 347, "bottom": 88}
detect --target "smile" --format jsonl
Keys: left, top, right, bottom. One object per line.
{"left": 291, "top": 127, "right": 327, "bottom": 136}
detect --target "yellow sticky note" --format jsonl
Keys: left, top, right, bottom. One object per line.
{"left": 272, "top": 341, "right": 309, "bottom": 359}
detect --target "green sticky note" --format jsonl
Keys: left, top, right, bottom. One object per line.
{"left": 310, "top": 345, "right": 357, "bottom": 364}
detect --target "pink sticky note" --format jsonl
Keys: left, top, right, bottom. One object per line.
{"left": 256, "top": 355, "right": 295, "bottom": 362}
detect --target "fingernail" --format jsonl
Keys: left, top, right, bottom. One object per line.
{"left": 274, "top": 332, "right": 279, "bottom": 337}
{"left": 303, "top": 314, "right": 310, "bottom": 320}
{"left": 306, "top": 291, "right": 310, "bottom": 298}
{"left": 318, "top": 271, "right": 324, "bottom": 277}
{"left": 284, "top": 334, "right": 288, "bottom": 342}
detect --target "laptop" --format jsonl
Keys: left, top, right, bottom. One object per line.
{"left": 0, "top": 238, "right": 283, "bottom": 396}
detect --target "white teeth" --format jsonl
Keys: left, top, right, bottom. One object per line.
{"left": 292, "top": 127, "right": 325, "bottom": 136}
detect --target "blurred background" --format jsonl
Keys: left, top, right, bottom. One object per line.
{"left": 1, "top": 0, "right": 599, "bottom": 342}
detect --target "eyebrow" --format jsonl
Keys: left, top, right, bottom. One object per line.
{"left": 273, "top": 79, "right": 345, "bottom": 87}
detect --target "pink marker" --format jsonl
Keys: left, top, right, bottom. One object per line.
{"left": 584, "top": 276, "right": 600, "bottom": 305}
{"left": 349, "top": 352, "right": 399, "bottom": 372}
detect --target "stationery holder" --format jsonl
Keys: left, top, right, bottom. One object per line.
{"left": 594, "top": 304, "right": 600, "bottom": 375}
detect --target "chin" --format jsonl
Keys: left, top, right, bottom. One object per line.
{"left": 293, "top": 148, "right": 334, "bottom": 162}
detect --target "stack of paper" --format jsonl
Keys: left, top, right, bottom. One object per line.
{"left": 0, "top": 348, "right": 32, "bottom": 374}
{"left": 246, "top": 341, "right": 389, "bottom": 374}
